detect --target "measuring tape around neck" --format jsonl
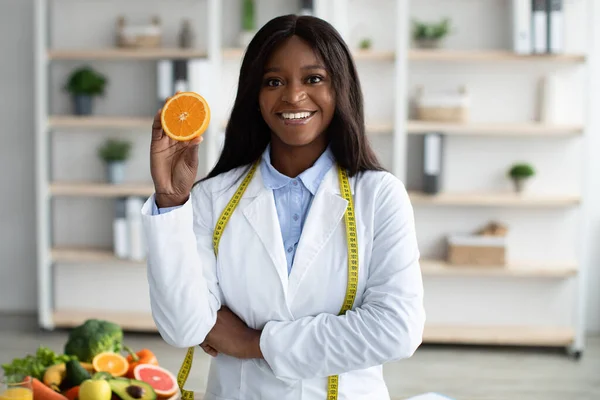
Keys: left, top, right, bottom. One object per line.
{"left": 176, "top": 161, "right": 358, "bottom": 400}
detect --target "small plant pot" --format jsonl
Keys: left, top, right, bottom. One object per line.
{"left": 512, "top": 177, "right": 527, "bottom": 194}
{"left": 73, "top": 95, "right": 93, "bottom": 116}
{"left": 414, "top": 38, "right": 443, "bottom": 49}
{"left": 106, "top": 161, "right": 126, "bottom": 184}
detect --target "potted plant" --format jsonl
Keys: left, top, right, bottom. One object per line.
{"left": 359, "top": 38, "right": 372, "bottom": 50}
{"left": 411, "top": 18, "right": 452, "bottom": 49}
{"left": 98, "top": 139, "right": 132, "bottom": 184}
{"left": 238, "top": 0, "right": 255, "bottom": 48}
{"left": 64, "top": 66, "right": 107, "bottom": 116}
{"left": 508, "top": 163, "right": 535, "bottom": 193}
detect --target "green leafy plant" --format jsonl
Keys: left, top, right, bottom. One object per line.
{"left": 412, "top": 18, "right": 452, "bottom": 41}
{"left": 508, "top": 163, "right": 535, "bottom": 180}
{"left": 242, "top": 0, "right": 255, "bottom": 31}
{"left": 359, "top": 38, "right": 372, "bottom": 50}
{"left": 64, "top": 66, "right": 107, "bottom": 96}
{"left": 97, "top": 139, "right": 132, "bottom": 163}
{"left": 1, "top": 346, "right": 74, "bottom": 383}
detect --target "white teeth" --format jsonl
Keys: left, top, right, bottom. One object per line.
{"left": 281, "top": 112, "right": 312, "bottom": 120}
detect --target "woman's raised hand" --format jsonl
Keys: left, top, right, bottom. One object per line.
{"left": 150, "top": 99, "right": 204, "bottom": 208}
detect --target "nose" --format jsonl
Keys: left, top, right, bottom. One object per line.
{"left": 281, "top": 82, "right": 306, "bottom": 104}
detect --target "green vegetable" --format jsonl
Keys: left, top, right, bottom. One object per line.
{"left": 1, "top": 346, "right": 73, "bottom": 383}
{"left": 64, "top": 319, "right": 124, "bottom": 363}
{"left": 66, "top": 359, "right": 92, "bottom": 388}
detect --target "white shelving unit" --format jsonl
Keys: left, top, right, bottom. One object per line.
{"left": 35, "top": 0, "right": 595, "bottom": 357}
{"left": 34, "top": 0, "right": 225, "bottom": 331}
{"left": 393, "top": 0, "right": 591, "bottom": 357}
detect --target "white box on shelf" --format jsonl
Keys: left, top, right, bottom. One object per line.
{"left": 113, "top": 198, "right": 129, "bottom": 259}
{"left": 126, "top": 196, "right": 146, "bottom": 262}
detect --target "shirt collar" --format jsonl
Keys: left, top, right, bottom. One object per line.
{"left": 260, "top": 143, "right": 335, "bottom": 195}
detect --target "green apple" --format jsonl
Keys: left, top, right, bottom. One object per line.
{"left": 79, "top": 379, "right": 112, "bottom": 400}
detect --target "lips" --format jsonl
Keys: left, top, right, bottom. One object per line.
{"left": 276, "top": 110, "right": 317, "bottom": 126}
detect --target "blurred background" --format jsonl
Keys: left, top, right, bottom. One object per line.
{"left": 0, "top": 0, "right": 599, "bottom": 399}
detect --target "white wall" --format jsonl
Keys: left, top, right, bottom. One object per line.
{"left": 0, "top": 0, "right": 37, "bottom": 312}
{"left": 0, "top": 0, "right": 598, "bottom": 332}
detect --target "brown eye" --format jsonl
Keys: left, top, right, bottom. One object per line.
{"left": 266, "top": 78, "right": 282, "bottom": 87}
{"left": 307, "top": 75, "right": 323, "bottom": 84}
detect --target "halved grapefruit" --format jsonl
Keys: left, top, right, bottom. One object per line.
{"left": 132, "top": 364, "right": 178, "bottom": 399}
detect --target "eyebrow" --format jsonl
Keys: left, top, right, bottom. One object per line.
{"left": 264, "top": 64, "right": 327, "bottom": 73}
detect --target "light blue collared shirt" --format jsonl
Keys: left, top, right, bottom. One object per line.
{"left": 259, "top": 144, "right": 335, "bottom": 274}
{"left": 153, "top": 144, "right": 335, "bottom": 275}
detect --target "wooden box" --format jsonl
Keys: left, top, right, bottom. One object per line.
{"left": 414, "top": 85, "right": 470, "bottom": 123}
{"left": 116, "top": 16, "right": 162, "bottom": 48}
{"left": 447, "top": 234, "right": 506, "bottom": 266}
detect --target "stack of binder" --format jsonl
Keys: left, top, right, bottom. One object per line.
{"left": 512, "top": 0, "right": 564, "bottom": 55}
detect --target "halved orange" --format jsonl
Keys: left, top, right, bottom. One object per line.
{"left": 160, "top": 91, "right": 211, "bottom": 141}
{"left": 92, "top": 352, "right": 129, "bottom": 377}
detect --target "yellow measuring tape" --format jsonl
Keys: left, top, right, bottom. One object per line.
{"left": 176, "top": 161, "right": 358, "bottom": 400}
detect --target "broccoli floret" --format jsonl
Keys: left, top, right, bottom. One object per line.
{"left": 64, "top": 319, "right": 124, "bottom": 362}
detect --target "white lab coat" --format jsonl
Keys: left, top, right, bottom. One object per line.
{"left": 141, "top": 163, "right": 425, "bottom": 400}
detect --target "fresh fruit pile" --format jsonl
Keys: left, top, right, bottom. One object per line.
{"left": 1, "top": 319, "right": 179, "bottom": 400}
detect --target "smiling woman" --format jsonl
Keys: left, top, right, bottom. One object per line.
{"left": 259, "top": 35, "right": 336, "bottom": 175}
{"left": 143, "top": 13, "right": 425, "bottom": 400}
{"left": 202, "top": 14, "right": 384, "bottom": 182}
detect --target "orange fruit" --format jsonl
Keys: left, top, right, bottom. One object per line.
{"left": 160, "top": 91, "right": 211, "bottom": 141}
{"left": 92, "top": 352, "right": 129, "bottom": 377}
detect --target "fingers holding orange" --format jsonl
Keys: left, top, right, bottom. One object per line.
{"left": 160, "top": 91, "right": 211, "bottom": 142}
{"left": 152, "top": 108, "right": 164, "bottom": 139}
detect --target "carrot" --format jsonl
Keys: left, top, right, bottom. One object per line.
{"left": 32, "top": 377, "right": 69, "bottom": 400}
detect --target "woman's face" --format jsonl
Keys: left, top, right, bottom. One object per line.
{"left": 259, "top": 35, "right": 335, "bottom": 149}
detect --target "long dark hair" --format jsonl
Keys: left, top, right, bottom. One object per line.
{"left": 202, "top": 14, "right": 384, "bottom": 182}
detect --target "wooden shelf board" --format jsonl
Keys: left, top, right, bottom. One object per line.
{"left": 423, "top": 325, "right": 575, "bottom": 347}
{"left": 220, "top": 119, "right": 393, "bottom": 134}
{"left": 222, "top": 48, "right": 245, "bottom": 59}
{"left": 409, "top": 191, "right": 581, "bottom": 207}
{"left": 223, "top": 48, "right": 585, "bottom": 63}
{"left": 47, "top": 48, "right": 585, "bottom": 63}
{"left": 366, "top": 122, "right": 394, "bottom": 134}
{"left": 50, "top": 182, "right": 154, "bottom": 197}
{"left": 222, "top": 47, "right": 395, "bottom": 61}
{"left": 421, "top": 259, "right": 577, "bottom": 278}
{"left": 409, "top": 49, "right": 586, "bottom": 63}
{"left": 407, "top": 121, "right": 583, "bottom": 136}
{"left": 49, "top": 116, "right": 152, "bottom": 129}
{"left": 53, "top": 310, "right": 157, "bottom": 332}
{"left": 50, "top": 118, "right": 582, "bottom": 136}
{"left": 48, "top": 48, "right": 207, "bottom": 60}
{"left": 353, "top": 49, "right": 396, "bottom": 61}
{"left": 52, "top": 247, "right": 145, "bottom": 265}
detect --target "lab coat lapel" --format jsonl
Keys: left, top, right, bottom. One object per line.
{"left": 242, "top": 168, "right": 289, "bottom": 294}
{"left": 287, "top": 167, "right": 349, "bottom": 305}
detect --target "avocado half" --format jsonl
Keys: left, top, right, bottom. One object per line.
{"left": 108, "top": 379, "right": 157, "bottom": 400}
